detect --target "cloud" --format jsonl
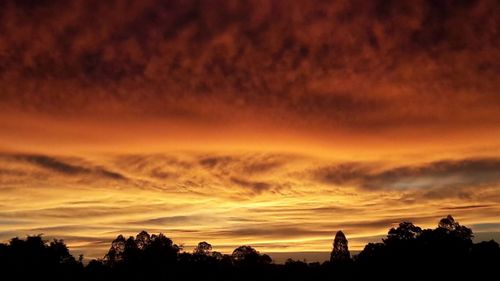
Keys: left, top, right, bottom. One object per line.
{"left": 199, "top": 154, "right": 287, "bottom": 175}
{"left": 4, "top": 151, "right": 500, "bottom": 200}
{"left": 312, "top": 162, "right": 372, "bottom": 187}
{"left": 213, "top": 226, "right": 332, "bottom": 239}
{"left": 112, "top": 154, "right": 193, "bottom": 181}
{"left": 207, "top": 216, "right": 439, "bottom": 241}
{"left": 440, "top": 204, "right": 495, "bottom": 211}
{"left": 199, "top": 156, "right": 234, "bottom": 169}
{"left": 470, "top": 223, "right": 500, "bottom": 232}
{"left": 229, "top": 177, "right": 272, "bottom": 194}
{"left": 14, "top": 154, "right": 90, "bottom": 175}
{"left": 314, "top": 158, "right": 500, "bottom": 191}
{"left": 1, "top": 153, "right": 127, "bottom": 181}
{"left": 129, "top": 215, "right": 221, "bottom": 227}
{"left": 1, "top": 150, "right": 500, "bottom": 259}
{"left": 0, "top": 0, "right": 498, "bottom": 132}
{"left": 191, "top": 153, "right": 294, "bottom": 195}
{"left": 0, "top": 152, "right": 296, "bottom": 197}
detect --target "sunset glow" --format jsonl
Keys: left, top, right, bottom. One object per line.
{"left": 1, "top": 0, "right": 499, "bottom": 261}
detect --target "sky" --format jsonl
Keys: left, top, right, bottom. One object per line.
{"left": 0, "top": 0, "right": 500, "bottom": 262}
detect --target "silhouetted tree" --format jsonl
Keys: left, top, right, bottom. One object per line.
{"left": 471, "top": 239, "right": 500, "bottom": 271}
{"left": 357, "top": 242, "right": 386, "bottom": 263}
{"left": 194, "top": 241, "right": 212, "bottom": 256}
{"left": 356, "top": 215, "right": 486, "bottom": 279}
{"left": 105, "top": 234, "right": 126, "bottom": 266}
{"left": 211, "top": 250, "right": 225, "bottom": 261}
{"left": 143, "top": 233, "right": 180, "bottom": 266}
{"left": 123, "top": 236, "right": 140, "bottom": 264}
{"left": 48, "top": 238, "right": 77, "bottom": 264}
{"left": 385, "top": 221, "right": 422, "bottom": 242}
{"left": 2, "top": 217, "right": 500, "bottom": 281}
{"left": 438, "top": 214, "right": 473, "bottom": 240}
{"left": 0, "top": 235, "right": 82, "bottom": 280}
{"left": 231, "top": 245, "right": 272, "bottom": 266}
{"left": 330, "top": 230, "right": 350, "bottom": 262}
{"left": 135, "top": 230, "right": 151, "bottom": 250}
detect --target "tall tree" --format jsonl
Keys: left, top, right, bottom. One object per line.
{"left": 330, "top": 231, "right": 350, "bottom": 262}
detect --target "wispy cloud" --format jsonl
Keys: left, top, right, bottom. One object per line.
{"left": 313, "top": 158, "right": 500, "bottom": 191}
{"left": 1, "top": 153, "right": 127, "bottom": 181}
{"left": 1, "top": 151, "right": 499, "bottom": 259}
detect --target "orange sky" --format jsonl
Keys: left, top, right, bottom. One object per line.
{"left": 0, "top": 0, "right": 500, "bottom": 262}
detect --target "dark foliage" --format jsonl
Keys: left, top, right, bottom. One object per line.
{"left": 330, "top": 230, "right": 350, "bottom": 263}
{"left": 0, "top": 215, "right": 498, "bottom": 281}
{"left": 0, "top": 235, "right": 83, "bottom": 280}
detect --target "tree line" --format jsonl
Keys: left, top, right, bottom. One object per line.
{"left": 0, "top": 215, "right": 498, "bottom": 280}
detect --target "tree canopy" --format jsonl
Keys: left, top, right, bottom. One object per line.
{"left": 0, "top": 215, "right": 498, "bottom": 281}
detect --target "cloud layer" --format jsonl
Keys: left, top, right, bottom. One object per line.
{"left": 314, "top": 159, "right": 500, "bottom": 191}
{"left": 1, "top": 151, "right": 499, "bottom": 259}
{"left": 0, "top": 0, "right": 499, "bottom": 132}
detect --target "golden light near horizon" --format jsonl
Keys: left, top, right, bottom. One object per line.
{"left": 1, "top": 0, "right": 500, "bottom": 262}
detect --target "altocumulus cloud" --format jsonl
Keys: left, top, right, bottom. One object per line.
{"left": 0, "top": 0, "right": 499, "bottom": 131}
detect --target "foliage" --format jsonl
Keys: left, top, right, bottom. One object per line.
{"left": 0, "top": 215, "right": 498, "bottom": 281}
{"left": 330, "top": 230, "right": 351, "bottom": 263}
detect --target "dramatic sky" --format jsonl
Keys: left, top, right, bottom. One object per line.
{"left": 1, "top": 0, "right": 499, "bottom": 261}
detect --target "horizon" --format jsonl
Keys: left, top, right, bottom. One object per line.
{"left": 5, "top": 217, "right": 499, "bottom": 263}
{"left": 1, "top": 0, "right": 500, "bottom": 269}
